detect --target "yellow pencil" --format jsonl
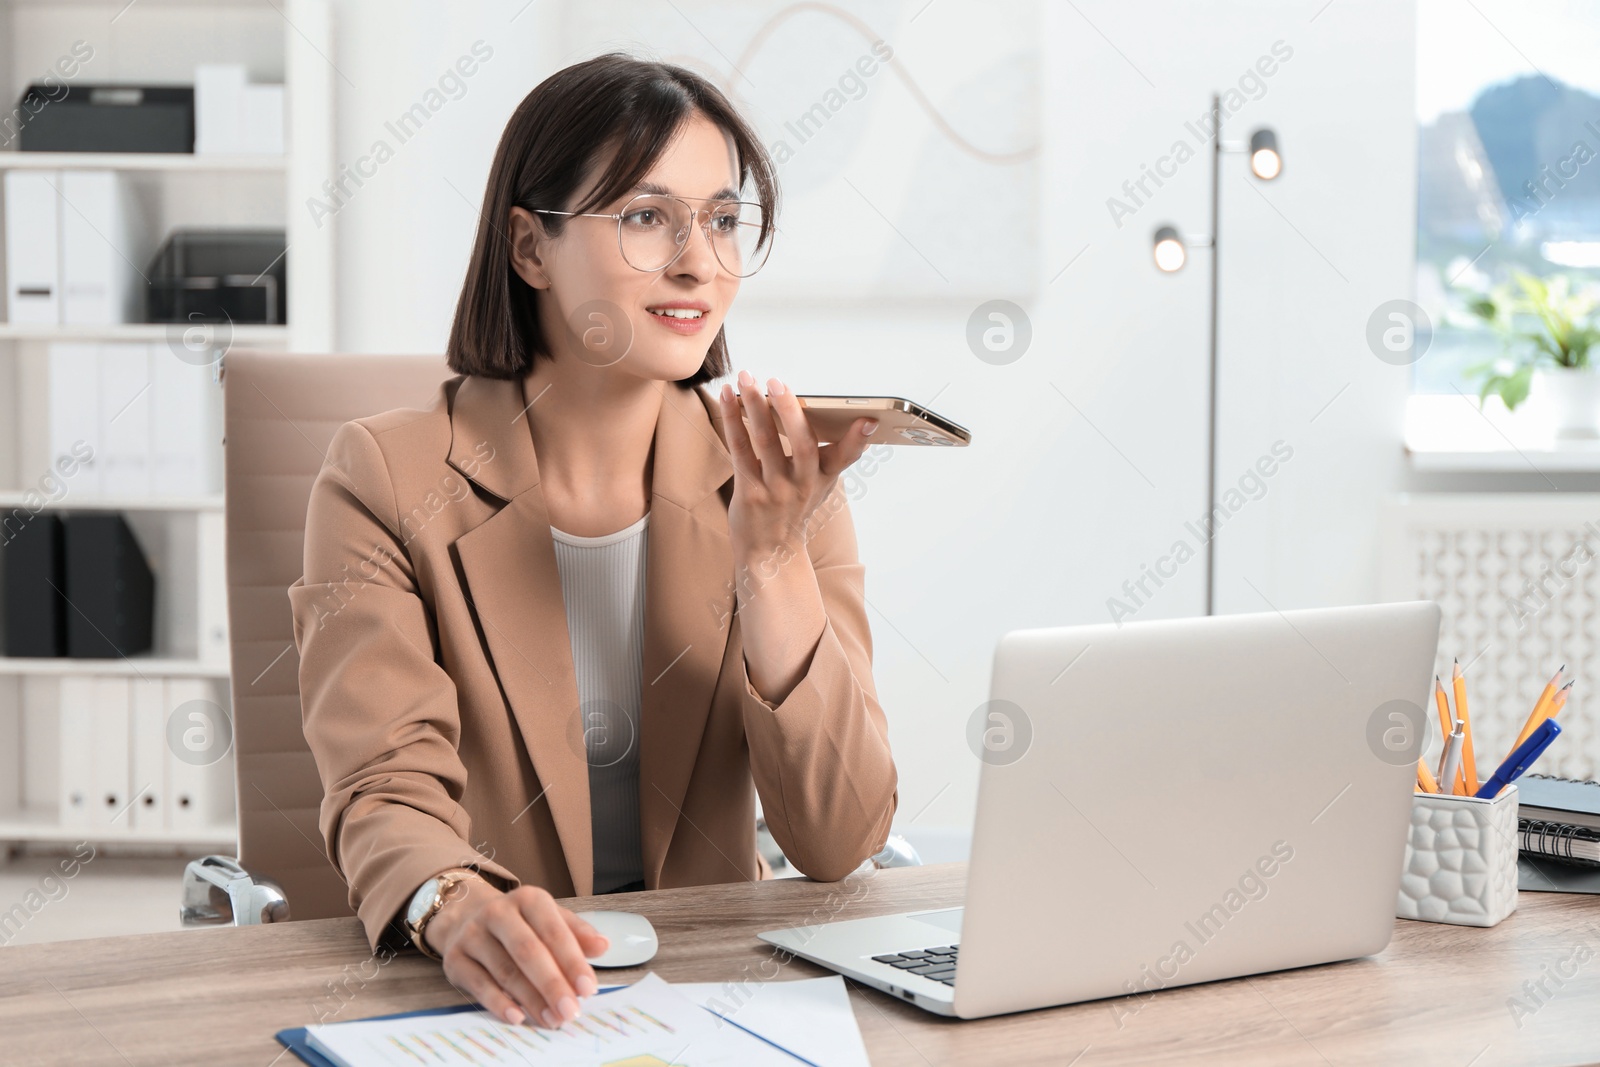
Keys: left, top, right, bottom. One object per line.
{"left": 1433, "top": 675, "right": 1452, "bottom": 756}
{"left": 1452, "top": 659, "right": 1478, "bottom": 794}
{"left": 1416, "top": 757, "right": 1439, "bottom": 794}
{"left": 1510, "top": 666, "right": 1565, "bottom": 756}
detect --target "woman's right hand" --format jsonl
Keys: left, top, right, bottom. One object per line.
{"left": 424, "top": 878, "right": 609, "bottom": 1028}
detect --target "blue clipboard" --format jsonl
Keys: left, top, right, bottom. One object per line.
{"left": 277, "top": 1002, "right": 485, "bottom": 1067}
{"left": 274, "top": 988, "right": 625, "bottom": 1066}
{"left": 276, "top": 983, "right": 820, "bottom": 1067}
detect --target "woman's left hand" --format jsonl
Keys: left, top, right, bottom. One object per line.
{"left": 717, "top": 369, "right": 877, "bottom": 557}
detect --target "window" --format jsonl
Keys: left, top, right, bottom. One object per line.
{"left": 1414, "top": 0, "right": 1600, "bottom": 399}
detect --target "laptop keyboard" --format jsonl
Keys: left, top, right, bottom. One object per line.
{"left": 871, "top": 944, "right": 960, "bottom": 986}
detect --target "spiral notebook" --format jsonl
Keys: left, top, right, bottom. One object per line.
{"left": 1518, "top": 821, "right": 1600, "bottom": 867}
{"left": 1517, "top": 773, "right": 1600, "bottom": 871}
{"left": 1517, "top": 773, "right": 1600, "bottom": 832}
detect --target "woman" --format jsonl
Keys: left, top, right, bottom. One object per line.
{"left": 288, "top": 53, "right": 898, "bottom": 1032}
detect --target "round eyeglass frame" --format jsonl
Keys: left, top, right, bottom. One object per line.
{"left": 530, "top": 192, "right": 773, "bottom": 278}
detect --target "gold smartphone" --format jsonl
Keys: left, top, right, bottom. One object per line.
{"left": 749, "top": 394, "right": 970, "bottom": 447}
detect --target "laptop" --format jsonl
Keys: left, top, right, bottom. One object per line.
{"left": 758, "top": 601, "right": 1441, "bottom": 1020}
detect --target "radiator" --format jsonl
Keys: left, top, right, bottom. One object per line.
{"left": 1379, "top": 493, "right": 1599, "bottom": 783}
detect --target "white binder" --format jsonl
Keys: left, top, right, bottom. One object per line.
{"left": 238, "top": 84, "right": 286, "bottom": 155}
{"left": 197, "top": 510, "right": 231, "bottom": 664}
{"left": 57, "top": 676, "right": 95, "bottom": 830}
{"left": 150, "top": 342, "right": 213, "bottom": 496}
{"left": 89, "top": 677, "right": 132, "bottom": 834}
{"left": 59, "top": 170, "right": 140, "bottom": 325}
{"left": 99, "top": 343, "right": 152, "bottom": 496}
{"left": 195, "top": 64, "right": 285, "bottom": 155}
{"left": 48, "top": 343, "right": 103, "bottom": 496}
{"left": 165, "top": 678, "right": 230, "bottom": 833}
{"left": 4, "top": 169, "right": 60, "bottom": 324}
{"left": 129, "top": 677, "right": 168, "bottom": 832}
{"left": 194, "top": 64, "right": 247, "bottom": 154}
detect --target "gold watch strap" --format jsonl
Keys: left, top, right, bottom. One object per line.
{"left": 410, "top": 868, "right": 482, "bottom": 960}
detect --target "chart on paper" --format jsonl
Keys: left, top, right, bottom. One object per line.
{"left": 349, "top": 1002, "right": 678, "bottom": 1064}
{"left": 302, "top": 973, "right": 801, "bottom": 1066}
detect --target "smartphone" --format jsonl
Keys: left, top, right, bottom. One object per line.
{"left": 750, "top": 394, "right": 971, "bottom": 447}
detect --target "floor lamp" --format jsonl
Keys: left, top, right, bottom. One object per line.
{"left": 1151, "top": 93, "right": 1282, "bottom": 616}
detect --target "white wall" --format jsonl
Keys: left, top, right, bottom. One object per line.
{"left": 312, "top": 0, "right": 1416, "bottom": 861}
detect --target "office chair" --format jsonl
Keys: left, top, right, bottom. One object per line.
{"left": 184, "top": 351, "right": 451, "bottom": 926}
{"left": 185, "top": 351, "right": 916, "bottom": 927}
{"left": 758, "top": 819, "right": 921, "bottom": 874}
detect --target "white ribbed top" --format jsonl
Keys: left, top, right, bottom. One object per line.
{"left": 549, "top": 511, "right": 648, "bottom": 894}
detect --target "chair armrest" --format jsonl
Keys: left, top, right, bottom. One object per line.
{"left": 756, "top": 817, "right": 922, "bottom": 875}
{"left": 870, "top": 833, "right": 923, "bottom": 869}
{"left": 181, "top": 854, "right": 291, "bottom": 926}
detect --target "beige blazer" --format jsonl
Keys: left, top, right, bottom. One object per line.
{"left": 288, "top": 373, "right": 898, "bottom": 951}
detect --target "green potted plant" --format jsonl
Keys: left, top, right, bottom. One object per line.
{"left": 1467, "top": 271, "right": 1600, "bottom": 436}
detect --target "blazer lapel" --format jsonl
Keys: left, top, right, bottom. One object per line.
{"left": 449, "top": 373, "right": 593, "bottom": 894}
{"left": 448, "top": 373, "right": 736, "bottom": 896}
{"left": 636, "top": 382, "right": 738, "bottom": 886}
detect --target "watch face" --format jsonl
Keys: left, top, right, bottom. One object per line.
{"left": 407, "top": 877, "right": 442, "bottom": 927}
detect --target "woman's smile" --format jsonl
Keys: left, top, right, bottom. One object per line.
{"left": 645, "top": 300, "right": 711, "bottom": 335}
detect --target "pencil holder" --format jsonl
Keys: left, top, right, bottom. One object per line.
{"left": 1395, "top": 784, "right": 1519, "bottom": 927}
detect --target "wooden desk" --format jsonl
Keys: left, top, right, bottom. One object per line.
{"left": 4, "top": 862, "right": 1600, "bottom": 1065}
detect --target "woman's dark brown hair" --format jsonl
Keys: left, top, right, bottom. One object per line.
{"left": 446, "top": 53, "right": 778, "bottom": 387}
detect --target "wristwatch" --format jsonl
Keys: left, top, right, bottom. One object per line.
{"left": 404, "top": 867, "right": 481, "bottom": 960}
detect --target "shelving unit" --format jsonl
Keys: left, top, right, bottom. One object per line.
{"left": 0, "top": 151, "right": 288, "bottom": 172}
{"left": 0, "top": 323, "right": 288, "bottom": 343}
{"left": 0, "top": 657, "right": 230, "bottom": 679}
{"left": 0, "top": 807, "right": 234, "bottom": 846}
{"left": 0, "top": 0, "right": 334, "bottom": 858}
{"left": 0, "top": 490, "right": 223, "bottom": 510}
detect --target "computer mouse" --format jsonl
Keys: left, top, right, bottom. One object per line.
{"left": 574, "top": 910, "right": 658, "bottom": 967}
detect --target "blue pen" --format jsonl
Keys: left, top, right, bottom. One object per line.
{"left": 1474, "top": 719, "right": 1562, "bottom": 799}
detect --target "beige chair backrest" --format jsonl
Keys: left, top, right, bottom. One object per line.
{"left": 220, "top": 351, "right": 453, "bottom": 921}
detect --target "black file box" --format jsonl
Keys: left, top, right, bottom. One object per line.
{"left": 146, "top": 229, "right": 288, "bottom": 325}
{"left": 1, "top": 512, "right": 68, "bottom": 658}
{"left": 63, "top": 513, "right": 155, "bottom": 658}
{"left": 17, "top": 84, "right": 195, "bottom": 153}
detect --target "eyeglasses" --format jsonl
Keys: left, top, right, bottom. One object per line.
{"left": 532, "top": 192, "right": 772, "bottom": 278}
